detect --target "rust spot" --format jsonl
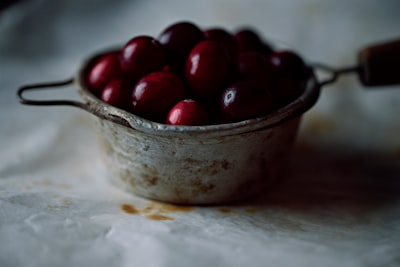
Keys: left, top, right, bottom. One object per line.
{"left": 221, "top": 160, "right": 230, "bottom": 170}
{"left": 145, "top": 214, "right": 174, "bottom": 221}
{"left": 142, "top": 175, "right": 158, "bottom": 186}
{"left": 191, "top": 179, "right": 216, "bottom": 194}
{"left": 121, "top": 203, "right": 139, "bottom": 214}
{"left": 140, "top": 165, "right": 160, "bottom": 186}
{"left": 183, "top": 158, "right": 230, "bottom": 176}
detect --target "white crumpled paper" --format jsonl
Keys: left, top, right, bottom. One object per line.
{"left": 1, "top": 0, "right": 400, "bottom": 266}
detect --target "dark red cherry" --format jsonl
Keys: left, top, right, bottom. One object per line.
{"left": 268, "top": 50, "right": 308, "bottom": 80}
{"left": 185, "top": 41, "right": 231, "bottom": 97}
{"left": 235, "top": 28, "right": 273, "bottom": 56}
{"left": 87, "top": 52, "right": 123, "bottom": 95}
{"left": 272, "top": 78, "right": 305, "bottom": 107}
{"left": 101, "top": 79, "right": 132, "bottom": 111}
{"left": 166, "top": 99, "right": 209, "bottom": 126}
{"left": 220, "top": 81, "right": 274, "bottom": 122}
{"left": 120, "top": 36, "right": 166, "bottom": 81}
{"left": 204, "top": 28, "right": 237, "bottom": 61}
{"left": 158, "top": 21, "right": 205, "bottom": 73}
{"left": 132, "top": 71, "right": 187, "bottom": 121}
{"left": 238, "top": 51, "right": 277, "bottom": 84}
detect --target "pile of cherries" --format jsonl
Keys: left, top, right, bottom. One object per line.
{"left": 86, "top": 21, "right": 309, "bottom": 126}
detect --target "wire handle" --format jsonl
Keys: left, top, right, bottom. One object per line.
{"left": 17, "top": 78, "right": 131, "bottom": 128}
{"left": 17, "top": 78, "right": 87, "bottom": 107}
{"left": 311, "top": 63, "right": 360, "bottom": 87}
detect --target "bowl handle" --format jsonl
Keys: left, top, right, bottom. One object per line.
{"left": 313, "top": 39, "right": 400, "bottom": 88}
{"left": 17, "top": 78, "right": 131, "bottom": 128}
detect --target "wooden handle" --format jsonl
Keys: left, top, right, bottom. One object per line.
{"left": 358, "top": 39, "right": 400, "bottom": 86}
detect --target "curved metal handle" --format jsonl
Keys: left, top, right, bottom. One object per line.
{"left": 17, "top": 78, "right": 82, "bottom": 107}
{"left": 17, "top": 78, "right": 131, "bottom": 128}
{"left": 311, "top": 63, "right": 360, "bottom": 87}
{"left": 313, "top": 38, "right": 400, "bottom": 88}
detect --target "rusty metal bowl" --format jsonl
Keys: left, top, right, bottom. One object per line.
{"left": 75, "top": 53, "right": 320, "bottom": 204}
{"left": 17, "top": 39, "right": 399, "bottom": 204}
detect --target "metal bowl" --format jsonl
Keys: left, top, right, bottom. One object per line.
{"left": 18, "top": 38, "right": 400, "bottom": 204}
{"left": 75, "top": 52, "right": 320, "bottom": 204}
{"left": 18, "top": 50, "right": 320, "bottom": 204}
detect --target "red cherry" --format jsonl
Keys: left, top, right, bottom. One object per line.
{"left": 87, "top": 52, "right": 123, "bottom": 95}
{"left": 185, "top": 41, "right": 231, "bottom": 97}
{"left": 120, "top": 36, "right": 166, "bottom": 81}
{"left": 101, "top": 79, "right": 132, "bottom": 111}
{"left": 158, "top": 21, "right": 205, "bottom": 73}
{"left": 166, "top": 99, "right": 209, "bottom": 126}
{"left": 238, "top": 51, "right": 277, "bottom": 84}
{"left": 204, "top": 28, "right": 237, "bottom": 61}
{"left": 220, "top": 81, "right": 274, "bottom": 122}
{"left": 268, "top": 50, "right": 308, "bottom": 80}
{"left": 235, "top": 28, "right": 273, "bottom": 56}
{"left": 132, "top": 71, "right": 187, "bottom": 121}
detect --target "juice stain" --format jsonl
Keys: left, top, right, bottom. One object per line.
{"left": 121, "top": 204, "right": 139, "bottom": 214}
{"left": 145, "top": 214, "right": 174, "bottom": 221}
{"left": 120, "top": 201, "right": 193, "bottom": 220}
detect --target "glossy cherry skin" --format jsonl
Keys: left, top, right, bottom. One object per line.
{"left": 132, "top": 71, "right": 187, "bottom": 121}
{"left": 101, "top": 79, "right": 132, "bottom": 111}
{"left": 185, "top": 41, "right": 231, "bottom": 97}
{"left": 220, "top": 81, "right": 274, "bottom": 122}
{"left": 166, "top": 99, "right": 209, "bottom": 126}
{"left": 268, "top": 50, "right": 308, "bottom": 80}
{"left": 87, "top": 52, "right": 123, "bottom": 95}
{"left": 158, "top": 21, "right": 204, "bottom": 73}
{"left": 235, "top": 28, "right": 273, "bottom": 56}
{"left": 120, "top": 36, "right": 166, "bottom": 81}
{"left": 204, "top": 28, "right": 236, "bottom": 61}
{"left": 238, "top": 51, "right": 277, "bottom": 84}
{"left": 272, "top": 78, "right": 305, "bottom": 107}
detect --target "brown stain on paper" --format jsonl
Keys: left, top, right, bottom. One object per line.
{"left": 145, "top": 214, "right": 174, "bottom": 221}
{"left": 120, "top": 202, "right": 262, "bottom": 221}
{"left": 121, "top": 204, "right": 139, "bottom": 214}
{"left": 120, "top": 201, "right": 193, "bottom": 221}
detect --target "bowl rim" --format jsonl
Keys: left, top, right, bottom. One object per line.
{"left": 75, "top": 49, "right": 321, "bottom": 138}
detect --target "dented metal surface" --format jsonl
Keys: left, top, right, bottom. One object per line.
{"left": 73, "top": 51, "right": 320, "bottom": 204}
